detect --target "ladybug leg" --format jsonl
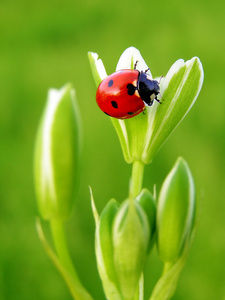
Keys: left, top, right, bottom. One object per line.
{"left": 142, "top": 108, "right": 147, "bottom": 115}
{"left": 145, "top": 67, "right": 150, "bottom": 73}
{"left": 155, "top": 96, "right": 162, "bottom": 104}
{"left": 158, "top": 91, "right": 164, "bottom": 103}
{"left": 134, "top": 60, "right": 138, "bottom": 70}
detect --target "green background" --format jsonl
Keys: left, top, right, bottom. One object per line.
{"left": 0, "top": 0, "right": 224, "bottom": 299}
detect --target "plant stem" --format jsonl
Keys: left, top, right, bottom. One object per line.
{"left": 162, "top": 262, "right": 174, "bottom": 276}
{"left": 50, "top": 219, "right": 93, "bottom": 300}
{"left": 130, "top": 160, "right": 145, "bottom": 199}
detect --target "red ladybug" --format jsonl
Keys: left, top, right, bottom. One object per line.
{"left": 96, "top": 65, "right": 161, "bottom": 119}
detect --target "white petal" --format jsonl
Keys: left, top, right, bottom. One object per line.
{"left": 90, "top": 52, "right": 107, "bottom": 81}
{"left": 116, "top": 47, "right": 152, "bottom": 78}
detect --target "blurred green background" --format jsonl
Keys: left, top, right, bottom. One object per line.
{"left": 0, "top": 0, "right": 225, "bottom": 299}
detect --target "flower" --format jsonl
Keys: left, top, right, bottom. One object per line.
{"left": 88, "top": 47, "right": 204, "bottom": 164}
{"left": 34, "top": 83, "right": 81, "bottom": 220}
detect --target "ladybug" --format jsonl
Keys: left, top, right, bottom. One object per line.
{"left": 96, "top": 62, "right": 162, "bottom": 119}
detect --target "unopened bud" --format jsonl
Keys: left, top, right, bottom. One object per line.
{"left": 157, "top": 157, "right": 196, "bottom": 263}
{"left": 113, "top": 200, "right": 149, "bottom": 300}
{"left": 34, "top": 84, "right": 81, "bottom": 220}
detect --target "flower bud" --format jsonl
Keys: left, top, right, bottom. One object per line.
{"left": 113, "top": 200, "right": 149, "bottom": 300}
{"left": 135, "top": 189, "right": 156, "bottom": 252}
{"left": 95, "top": 199, "right": 122, "bottom": 300}
{"left": 34, "top": 84, "right": 81, "bottom": 220}
{"left": 157, "top": 157, "right": 195, "bottom": 263}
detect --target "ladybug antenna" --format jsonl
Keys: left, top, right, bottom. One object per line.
{"left": 134, "top": 60, "right": 138, "bottom": 70}
{"left": 158, "top": 76, "right": 164, "bottom": 84}
{"left": 145, "top": 67, "right": 150, "bottom": 73}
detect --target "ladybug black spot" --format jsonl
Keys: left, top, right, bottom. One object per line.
{"left": 111, "top": 101, "right": 118, "bottom": 109}
{"left": 127, "top": 112, "right": 134, "bottom": 115}
{"left": 127, "top": 83, "right": 136, "bottom": 96}
{"left": 108, "top": 79, "right": 113, "bottom": 87}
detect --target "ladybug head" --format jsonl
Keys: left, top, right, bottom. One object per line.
{"left": 137, "top": 71, "right": 160, "bottom": 106}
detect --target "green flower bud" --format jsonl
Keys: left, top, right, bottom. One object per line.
{"left": 34, "top": 84, "right": 81, "bottom": 220}
{"left": 156, "top": 157, "right": 195, "bottom": 263}
{"left": 95, "top": 199, "right": 122, "bottom": 300}
{"left": 113, "top": 200, "right": 149, "bottom": 300}
{"left": 88, "top": 47, "right": 204, "bottom": 164}
{"left": 135, "top": 189, "right": 156, "bottom": 252}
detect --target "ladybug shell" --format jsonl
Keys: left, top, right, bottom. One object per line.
{"left": 96, "top": 70, "right": 145, "bottom": 119}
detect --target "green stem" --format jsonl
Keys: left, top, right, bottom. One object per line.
{"left": 162, "top": 262, "right": 174, "bottom": 276}
{"left": 50, "top": 219, "right": 93, "bottom": 300}
{"left": 129, "top": 160, "right": 145, "bottom": 199}
{"left": 149, "top": 261, "right": 180, "bottom": 300}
